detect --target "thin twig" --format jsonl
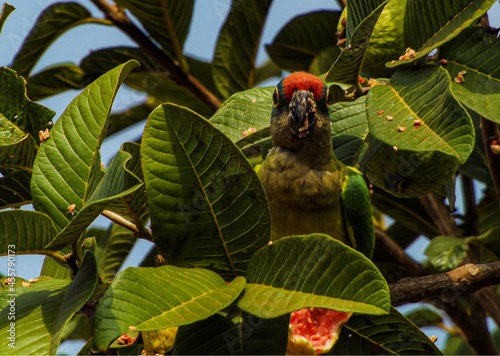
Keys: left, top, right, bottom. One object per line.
{"left": 89, "top": 0, "right": 221, "bottom": 111}
{"left": 101, "top": 209, "right": 153, "bottom": 241}
{"left": 481, "top": 116, "right": 500, "bottom": 208}
{"left": 375, "top": 227, "right": 427, "bottom": 276}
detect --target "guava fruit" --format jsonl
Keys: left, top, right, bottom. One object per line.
{"left": 142, "top": 326, "right": 178, "bottom": 355}
{"left": 287, "top": 308, "right": 352, "bottom": 355}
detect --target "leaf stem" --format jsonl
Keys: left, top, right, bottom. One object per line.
{"left": 101, "top": 209, "right": 153, "bottom": 241}
{"left": 89, "top": 0, "right": 221, "bottom": 111}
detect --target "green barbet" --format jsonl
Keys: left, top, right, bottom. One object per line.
{"left": 258, "top": 72, "right": 375, "bottom": 354}
{"left": 258, "top": 72, "right": 374, "bottom": 258}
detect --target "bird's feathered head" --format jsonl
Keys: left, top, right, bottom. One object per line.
{"left": 271, "top": 72, "right": 331, "bottom": 149}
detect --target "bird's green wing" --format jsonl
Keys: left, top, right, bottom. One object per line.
{"left": 340, "top": 167, "right": 375, "bottom": 258}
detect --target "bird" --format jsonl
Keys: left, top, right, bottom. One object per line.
{"left": 258, "top": 72, "right": 374, "bottom": 258}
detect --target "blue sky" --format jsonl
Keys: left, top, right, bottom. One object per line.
{"left": 0, "top": 0, "right": 499, "bottom": 353}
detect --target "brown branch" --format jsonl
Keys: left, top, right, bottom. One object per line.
{"left": 89, "top": 0, "right": 221, "bottom": 112}
{"left": 375, "top": 227, "right": 427, "bottom": 276}
{"left": 390, "top": 261, "right": 500, "bottom": 306}
{"left": 481, "top": 116, "right": 500, "bottom": 208}
{"left": 419, "top": 192, "right": 463, "bottom": 237}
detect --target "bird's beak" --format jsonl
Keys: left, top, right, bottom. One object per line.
{"left": 288, "top": 90, "right": 317, "bottom": 138}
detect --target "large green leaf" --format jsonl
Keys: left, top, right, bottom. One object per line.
{"left": 0, "top": 171, "right": 32, "bottom": 209}
{"left": 212, "top": 0, "right": 273, "bottom": 98}
{"left": 10, "top": 2, "right": 107, "bottom": 77}
{"left": 0, "top": 279, "right": 69, "bottom": 354}
{"left": 424, "top": 236, "right": 467, "bottom": 272}
{"left": 388, "top": 0, "right": 497, "bottom": 67}
{"left": 332, "top": 307, "right": 442, "bottom": 355}
{"left": 92, "top": 266, "right": 245, "bottom": 350}
{"left": 210, "top": 87, "right": 273, "bottom": 142}
{"left": 367, "top": 65, "right": 474, "bottom": 163}
{"left": 141, "top": 104, "right": 270, "bottom": 276}
{"left": 238, "top": 234, "right": 391, "bottom": 318}
{"left": 95, "top": 224, "right": 136, "bottom": 282}
{"left": 31, "top": 60, "right": 139, "bottom": 231}
{"left": 26, "top": 64, "right": 88, "bottom": 101}
{"left": 45, "top": 148, "right": 143, "bottom": 249}
{"left": 114, "top": 0, "right": 193, "bottom": 62}
{"left": 265, "top": 11, "right": 341, "bottom": 72}
{"left": 0, "top": 210, "right": 58, "bottom": 256}
{"left": 0, "top": 252, "right": 97, "bottom": 355}
{"left": 175, "top": 304, "right": 289, "bottom": 355}
{"left": 325, "top": 1, "right": 388, "bottom": 86}
{"left": 467, "top": 226, "right": 500, "bottom": 261}
{"left": 440, "top": 26, "right": 500, "bottom": 123}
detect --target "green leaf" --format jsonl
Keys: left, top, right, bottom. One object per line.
{"left": 95, "top": 224, "right": 136, "bottom": 282}
{"left": 210, "top": 87, "right": 273, "bottom": 142}
{"left": 141, "top": 104, "right": 270, "bottom": 276}
{"left": 405, "top": 307, "right": 445, "bottom": 329}
{"left": 367, "top": 65, "right": 474, "bottom": 163}
{"left": 0, "top": 171, "right": 32, "bottom": 209}
{"left": 254, "top": 60, "right": 282, "bottom": 86}
{"left": 40, "top": 253, "right": 72, "bottom": 280}
{"left": 114, "top": 0, "right": 193, "bottom": 62}
{"left": 213, "top": 0, "right": 273, "bottom": 98}
{"left": 238, "top": 234, "right": 391, "bottom": 318}
{"left": 106, "top": 101, "right": 156, "bottom": 138}
{"left": 0, "top": 252, "right": 97, "bottom": 355}
{"left": 330, "top": 96, "right": 371, "bottom": 167}
{"left": 440, "top": 26, "right": 500, "bottom": 123}
{"left": 0, "top": 3, "right": 15, "bottom": 35}
{"left": 265, "top": 11, "right": 341, "bottom": 72}
{"left": 0, "top": 67, "right": 55, "bottom": 147}
{"left": 425, "top": 236, "right": 467, "bottom": 272}
{"left": 0, "top": 210, "right": 58, "bottom": 256}
{"left": 389, "top": 0, "right": 497, "bottom": 67}
{"left": 362, "top": 0, "right": 407, "bottom": 76}
{"left": 0, "top": 279, "right": 70, "bottom": 354}
{"left": 332, "top": 307, "right": 442, "bottom": 355}
{"left": 46, "top": 148, "right": 143, "bottom": 250}
{"left": 26, "top": 64, "right": 88, "bottom": 101}
{"left": 92, "top": 266, "right": 245, "bottom": 350}
{"left": 175, "top": 304, "right": 289, "bottom": 355}
{"left": 31, "top": 60, "right": 139, "bottom": 231}
{"left": 345, "top": 0, "right": 387, "bottom": 43}
{"left": 325, "top": 1, "right": 388, "bottom": 86}
{"left": 104, "top": 142, "right": 149, "bottom": 223}
{"left": 49, "top": 251, "right": 98, "bottom": 354}
{"left": 11, "top": 2, "right": 107, "bottom": 77}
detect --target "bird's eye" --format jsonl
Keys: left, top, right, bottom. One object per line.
{"left": 272, "top": 88, "right": 279, "bottom": 107}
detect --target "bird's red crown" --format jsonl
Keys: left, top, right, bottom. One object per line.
{"left": 282, "top": 72, "right": 325, "bottom": 101}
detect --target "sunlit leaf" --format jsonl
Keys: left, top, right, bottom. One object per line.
{"left": 388, "top": 0, "right": 497, "bottom": 67}
{"left": 210, "top": 87, "right": 273, "bottom": 142}
{"left": 440, "top": 26, "right": 500, "bottom": 123}
{"left": 26, "top": 64, "right": 87, "bottom": 101}
{"left": 367, "top": 65, "right": 474, "bottom": 163}
{"left": 0, "top": 3, "right": 15, "bottom": 35}
{"left": 239, "top": 234, "right": 391, "bottom": 318}
{"left": 213, "top": 0, "right": 273, "bottom": 98}
{"left": 46, "top": 148, "right": 143, "bottom": 249}
{"left": 142, "top": 104, "right": 270, "bottom": 276}
{"left": 345, "top": 0, "right": 387, "bottom": 43}
{"left": 0, "top": 210, "right": 57, "bottom": 256}
{"left": 93, "top": 266, "right": 245, "bottom": 350}
{"left": 325, "top": 1, "right": 388, "bottom": 86}
{"left": 31, "top": 60, "right": 139, "bottom": 231}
